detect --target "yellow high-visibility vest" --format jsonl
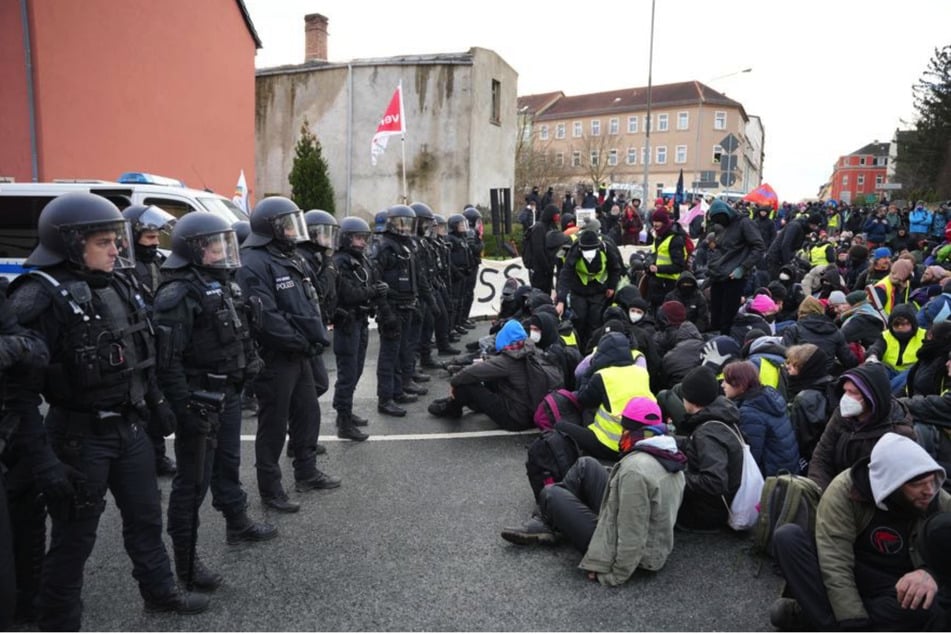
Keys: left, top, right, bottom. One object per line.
{"left": 588, "top": 365, "right": 653, "bottom": 451}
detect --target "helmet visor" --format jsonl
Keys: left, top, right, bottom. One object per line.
{"left": 388, "top": 216, "right": 416, "bottom": 236}
{"left": 65, "top": 219, "right": 135, "bottom": 272}
{"left": 190, "top": 230, "right": 241, "bottom": 269}
{"left": 308, "top": 224, "right": 339, "bottom": 249}
{"left": 136, "top": 206, "right": 177, "bottom": 234}
{"left": 270, "top": 211, "right": 308, "bottom": 243}
{"left": 417, "top": 217, "right": 433, "bottom": 237}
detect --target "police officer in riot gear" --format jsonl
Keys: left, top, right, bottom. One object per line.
{"left": 236, "top": 196, "right": 340, "bottom": 514}
{"left": 429, "top": 214, "right": 460, "bottom": 358}
{"left": 6, "top": 192, "right": 208, "bottom": 628}
{"left": 446, "top": 214, "right": 472, "bottom": 339}
{"left": 232, "top": 220, "right": 258, "bottom": 412}
{"left": 408, "top": 202, "right": 438, "bottom": 383}
{"left": 461, "top": 206, "right": 484, "bottom": 330}
{"left": 153, "top": 213, "right": 277, "bottom": 591}
{"left": 0, "top": 281, "right": 49, "bottom": 628}
{"left": 332, "top": 217, "right": 385, "bottom": 439}
{"left": 373, "top": 205, "right": 425, "bottom": 417}
{"left": 122, "top": 203, "right": 179, "bottom": 477}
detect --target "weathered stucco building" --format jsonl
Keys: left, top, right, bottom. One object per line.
{"left": 255, "top": 14, "right": 517, "bottom": 219}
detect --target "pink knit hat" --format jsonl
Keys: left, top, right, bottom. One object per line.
{"left": 749, "top": 293, "right": 777, "bottom": 315}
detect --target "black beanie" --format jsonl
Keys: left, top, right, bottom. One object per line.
{"left": 680, "top": 366, "right": 719, "bottom": 407}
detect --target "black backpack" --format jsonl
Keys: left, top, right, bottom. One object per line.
{"left": 525, "top": 430, "right": 580, "bottom": 501}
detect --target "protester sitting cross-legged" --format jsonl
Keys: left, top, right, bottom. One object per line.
{"left": 783, "top": 344, "right": 835, "bottom": 469}
{"left": 770, "top": 433, "right": 951, "bottom": 631}
{"left": 556, "top": 331, "right": 655, "bottom": 461}
{"left": 500, "top": 398, "right": 687, "bottom": 586}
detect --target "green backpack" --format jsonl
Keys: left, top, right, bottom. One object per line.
{"left": 751, "top": 472, "right": 823, "bottom": 558}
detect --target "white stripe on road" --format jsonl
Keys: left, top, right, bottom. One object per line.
{"left": 232, "top": 429, "right": 539, "bottom": 442}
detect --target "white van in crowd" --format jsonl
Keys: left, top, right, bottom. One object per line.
{"left": 0, "top": 173, "right": 248, "bottom": 279}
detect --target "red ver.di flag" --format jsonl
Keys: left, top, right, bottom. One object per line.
{"left": 371, "top": 83, "right": 405, "bottom": 166}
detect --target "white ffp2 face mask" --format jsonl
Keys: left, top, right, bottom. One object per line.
{"left": 629, "top": 310, "right": 644, "bottom": 323}
{"left": 839, "top": 393, "right": 864, "bottom": 418}
{"left": 582, "top": 249, "right": 597, "bottom": 262}
{"left": 779, "top": 273, "right": 791, "bottom": 281}
{"left": 529, "top": 330, "right": 542, "bottom": 343}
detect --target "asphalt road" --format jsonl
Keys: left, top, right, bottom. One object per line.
{"left": 75, "top": 321, "right": 784, "bottom": 632}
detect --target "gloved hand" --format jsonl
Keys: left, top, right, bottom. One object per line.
{"left": 371, "top": 282, "right": 389, "bottom": 299}
{"left": 333, "top": 308, "right": 353, "bottom": 329}
{"left": 0, "top": 335, "right": 48, "bottom": 370}
{"left": 35, "top": 460, "right": 86, "bottom": 503}
{"left": 729, "top": 266, "right": 745, "bottom": 280}
{"left": 180, "top": 411, "right": 212, "bottom": 436}
{"left": 244, "top": 353, "right": 265, "bottom": 379}
{"left": 152, "top": 399, "right": 177, "bottom": 437}
{"left": 308, "top": 343, "right": 325, "bottom": 356}
{"left": 702, "top": 340, "right": 730, "bottom": 368}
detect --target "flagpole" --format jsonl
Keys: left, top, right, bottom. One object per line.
{"left": 399, "top": 79, "right": 407, "bottom": 203}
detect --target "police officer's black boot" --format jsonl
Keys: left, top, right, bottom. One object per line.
{"left": 143, "top": 586, "right": 211, "bottom": 614}
{"left": 225, "top": 510, "right": 278, "bottom": 544}
{"left": 336, "top": 412, "right": 369, "bottom": 442}
{"left": 173, "top": 547, "right": 223, "bottom": 592}
{"left": 350, "top": 412, "right": 369, "bottom": 427}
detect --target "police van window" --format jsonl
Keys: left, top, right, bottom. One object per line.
{"left": 143, "top": 197, "right": 194, "bottom": 220}
{"left": 0, "top": 195, "right": 51, "bottom": 257}
{"left": 197, "top": 196, "right": 249, "bottom": 223}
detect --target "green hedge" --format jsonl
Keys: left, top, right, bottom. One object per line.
{"left": 481, "top": 222, "right": 524, "bottom": 260}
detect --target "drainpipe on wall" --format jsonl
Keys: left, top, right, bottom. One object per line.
{"left": 346, "top": 63, "right": 352, "bottom": 216}
{"left": 20, "top": 0, "right": 39, "bottom": 181}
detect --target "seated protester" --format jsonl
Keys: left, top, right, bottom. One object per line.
{"left": 741, "top": 332, "right": 788, "bottom": 398}
{"left": 844, "top": 244, "right": 870, "bottom": 291}
{"left": 917, "top": 276, "right": 951, "bottom": 330}
{"left": 866, "top": 303, "right": 927, "bottom": 395}
{"left": 870, "top": 257, "right": 914, "bottom": 317}
{"left": 906, "top": 321, "right": 951, "bottom": 397}
{"left": 784, "top": 344, "right": 835, "bottom": 468}
{"left": 674, "top": 366, "right": 745, "bottom": 532}
{"left": 853, "top": 246, "right": 892, "bottom": 291}
{"left": 728, "top": 294, "right": 776, "bottom": 346}
{"left": 700, "top": 336, "right": 743, "bottom": 377}
{"left": 825, "top": 289, "right": 851, "bottom": 321}
{"left": 781, "top": 296, "right": 857, "bottom": 374}
{"left": 840, "top": 289, "right": 887, "bottom": 349}
{"left": 691, "top": 232, "right": 716, "bottom": 280}
{"left": 529, "top": 311, "right": 581, "bottom": 391}
{"left": 901, "top": 350, "right": 951, "bottom": 490}
{"left": 811, "top": 264, "right": 848, "bottom": 301}
{"left": 769, "top": 279, "right": 804, "bottom": 334}
{"left": 573, "top": 318, "right": 648, "bottom": 389}
{"left": 660, "top": 321, "right": 706, "bottom": 387}
{"left": 887, "top": 224, "right": 915, "bottom": 255}
{"left": 488, "top": 284, "right": 532, "bottom": 336}
{"left": 721, "top": 360, "right": 800, "bottom": 476}
{"left": 663, "top": 271, "right": 710, "bottom": 333}
{"left": 807, "top": 364, "right": 916, "bottom": 492}
{"left": 500, "top": 398, "right": 687, "bottom": 587}
{"left": 770, "top": 433, "right": 951, "bottom": 632}
{"left": 559, "top": 332, "right": 655, "bottom": 462}
{"left": 429, "top": 320, "right": 553, "bottom": 430}
{"left": 652, "top": 300, "right": 689, "bottom": 358}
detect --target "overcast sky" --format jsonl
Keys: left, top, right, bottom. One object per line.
{"left": 243, "top": 0, "right": 951, "bottom": 202}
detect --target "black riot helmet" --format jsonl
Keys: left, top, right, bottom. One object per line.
{"left": 163, "top": 212, "right": 240, "bottom": 270}
{"left": 304, "top": 209, "right": 339, "bottom": 251}
{"left": 121, "top": 204, "right": 177, "bottom": 240}
{"left": 432, "top": 213, "right": 447, "bottom": 238}
{"left": 244, "top": 196, "right": 308, "bottom": 248}
{"left": 385, "top": 204, "right": 416, "bottom": 237}
{"left": 448, "top": 213, "right": 467, "bottom": 235}
{"left": 26, "top": 192, "right": 135, "bottom": 271}
{"left": 409, "top": 202, "right": 435, "bottom": 237}
{"left": 374, "top": 210, "right": 388, "bottom": 234}
{"left": 463, "top": 206, "right": 483, "bottom": 238}
{"left": 339, "top": 216, "right": 372, "bottom": 253}
{"left": 232, "top": 220, "right": 252, "bottom": 245}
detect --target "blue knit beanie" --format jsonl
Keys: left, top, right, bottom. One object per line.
{"left": 495, "top": 319, "right": 527, "bottom": 352}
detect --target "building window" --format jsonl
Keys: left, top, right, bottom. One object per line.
{"left": 857, "top": 175, "right": 865, "bottom": 186}
{"left": 701, "top": 170, "right": 716, "bottom": 183}
{"left": 491, "top": 80, "right": 501, "bottom": 124}
{"left": 876, "top": 174, "right": 884, "bottom": 186}
{"left": 628, "top": 116, "right": 638, "bottom": 133}
{"left": 590, "top": 150, "right": 599, "bottom": 166}
{"left": 675, "top": 145, "right": 687, "bottom": 164}
{"left": 556, "top": 123, "right": 566, "bottom": 139}
{"left": 627, "top": 147, "right": 637, "bottom": 165}
{"left": 539, "top": 125, "right": 549, "bottom": 140}
{"left": 608, "top": 149, "right": 618, "bottom": 166}
{"left": 714, "top": 111, "right": 726, "bottom": 130}
{"left": 609, "top": 117, "right": 619, "bottom": 135}
{"left": 877, "top": 156, "right": 888, "bottom": 166}
{"left": 712, "top": 144, "right": 723, "bottom": 163}
{"left": 572, "top": 151, "right": 581, "bottom": 167}
{"left": 556, "top": 153, "right": 565, "bottom": 167}
{"left": 656, "top": 146, "right": 667, "bottom": 164}
{"left": 859, "top": 157, "right": 866, "bottom": 166}
{"left": 842, "top": 175, "right": 848, "bottom": 186}
{"left": 591, "top": 120, "right": 601, "bottom": 137}
{"left": 677, "top": 111, "right": 689, "bottom": 130}
{"left": 657, "top": 113, "right": 669, "bottom": 132}
{"left": 573, "top": 121, "right": 583, "bottom": 138}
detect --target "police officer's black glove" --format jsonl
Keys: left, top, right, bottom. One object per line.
{"left": 0, "top": 334, "right": 48, "bottom": 370}
{"left": 371, "top": 282, "right": 389, "bottom": 299}
{"left": 309, "top": 343, "right": 325, "bottom": 356}
{"left": 180, "top": 412, "right": 212, "bottom": 436}
{"left": 333, "top": 308, "right": 353, "bottom": 329}
{"left": 35, "top": 460, "right": 86, "bottom": 503}
{"left": 152, "top": 399, "right": 177, "bottom": 437}
{"left": 244, "top": 353, "right": 265, "bottom": 380}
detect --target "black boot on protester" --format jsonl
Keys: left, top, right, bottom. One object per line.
{"left": 427, "top": 397, "right": 464, "bottom": 419}
{"left": 768, "top": 598, "right": 813, "bottom": 631}
{"left": 336, "top": 412, "right": 369, "bottom": 442}
{"left": 500, "top": 516, "right": 558, "bottom": 546}
{"left": 173, "top": 548, "right": 223, "bottom": 592}
{"left": 225, "top": 511, "right": 278, "bottom": 545}
{"left": 143, "top": 588, "right": 210, "bottom": 615}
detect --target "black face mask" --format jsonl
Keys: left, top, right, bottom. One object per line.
{"left": 135, "top": 243, "right": 159, "bottom": 263}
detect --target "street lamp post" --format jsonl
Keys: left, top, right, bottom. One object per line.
{"left": 641, "top": 0, "right": 655, "bottom": 204}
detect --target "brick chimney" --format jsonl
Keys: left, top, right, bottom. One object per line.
{"left": 304, "top": 13, "right": 328, "bottom": 62}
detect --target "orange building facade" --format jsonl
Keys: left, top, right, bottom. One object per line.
{"left": 0, "top": 0, "right": 259, "bottom": 198}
